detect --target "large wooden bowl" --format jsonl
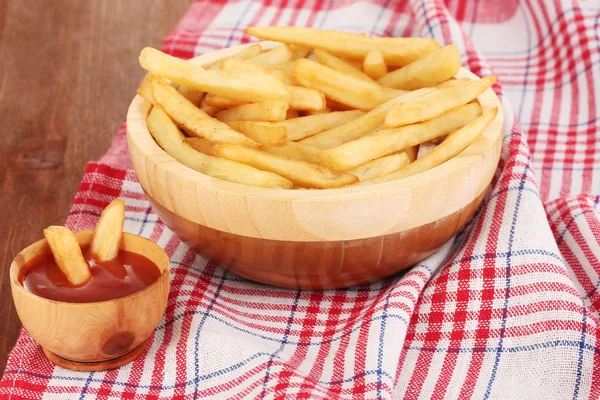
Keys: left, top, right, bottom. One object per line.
{"left": 126, "top": 43, "right": 503, "bottom": 289}
{"left": 10, "top": 231, "right": 170, "bottom": 371}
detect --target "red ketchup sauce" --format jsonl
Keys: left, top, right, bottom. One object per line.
{"left": 19, "top": 246, "right": 162, "bottom": 303}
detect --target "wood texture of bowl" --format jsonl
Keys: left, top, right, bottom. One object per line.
{"left": 126, "top": 43, "right": 503, "bottom": 289}
{"left": 10, "top": 231, "right": 170, "bottom": 364}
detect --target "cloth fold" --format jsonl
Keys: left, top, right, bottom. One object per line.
{"left": 2, "top": 0, "right": 599, "bottom": 398}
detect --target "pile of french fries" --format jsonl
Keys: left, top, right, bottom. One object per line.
{"left": 137, "top": 26, "right": 498, "bottom": 190}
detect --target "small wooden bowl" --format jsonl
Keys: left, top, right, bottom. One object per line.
{"left": 126, "top": 43, "right": 503, "bottom": 289}
{"left": 10, "top": 231, "right": 170, "bottom": 371}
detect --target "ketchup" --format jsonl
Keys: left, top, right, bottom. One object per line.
{"left": 20, "top": 247, "right": 162, "bottom": 303}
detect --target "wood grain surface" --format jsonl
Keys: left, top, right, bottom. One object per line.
{"left": 0, "top": 0, "right": 191, "bottom": 375}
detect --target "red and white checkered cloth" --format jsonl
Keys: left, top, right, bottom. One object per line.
{"left": 2, "top": 0, "right": 599, "bottom": 398}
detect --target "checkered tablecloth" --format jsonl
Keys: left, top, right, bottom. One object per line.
{"left": 2, "top": 0, "right": 599, "bottom": 398}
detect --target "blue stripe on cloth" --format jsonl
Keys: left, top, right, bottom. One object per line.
{"left": 193, "top": 270, "right": 229, "bottom": 396}
{"left": 484, "top": 156, "right": 531, "bottom": 399}
{"left": 224, "top": 0, "right": 254, "bottom": 48}
{"left": 573, "top": 307, "right": 588, "bottom": 399}
{"left": 259, "top": 290, "right": 301, "bottom": 398}
{"left": 377, "top": 287, "right": 396, "bottom": 398}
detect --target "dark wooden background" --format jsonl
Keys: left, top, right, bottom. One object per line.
{"left": 0, "top": 0, "right": 192, "bottom": 374}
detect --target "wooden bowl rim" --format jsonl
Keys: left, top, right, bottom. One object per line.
{"left": 10, "top": 231, "right": 170, "bottom": 307}
{"left": 126, "top": 41, "right": 504, "bottom": 201}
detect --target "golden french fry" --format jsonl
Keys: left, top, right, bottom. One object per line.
{"left": 246, "top": 26, "right": 441, "bottom": 66}
{"left": 363, "top": 51, "right": 388, "bottom": 79}
{"left": 287, "top": 86, "right": 326, "bottom": 111}
{"left": 215, "top": 100, "right": 289, "bottom": 122}
{"left": 139, "top": 47, "right": 289, "bottom": 102}
{"left": 137, "top": 73, "right": 156, "bottom": 104}
{"left": 176, "top": 85, "right": 205, "bottom": 106}
{"left": 204, "top": 94, "right": 247, "bottom": 108}
{"left": 223, "top": 110, "right": 364, "bottom": 142}
{"left": 286, "top": 109, "right": 300, "bottom": 119}
{"left": 204, "top": 43, "right": 263, "bottom": 70}
{"left": 151, "top": 77, "right": 259, "bottom": 147}
{"left": 313, "top": 49, "right": 375, "bottom": 83}
{"left": 385, "top": 76, "right": 495, "bottom": 127}
{"left": 348, "top": 152, "right": 410, "bottom": 181}
{"left": 199, "top": 97, "right": 222, "bottom": 117}
{"left": 320, "top": 102, "right": 482, "bottom": 170}
{"left": 283, "top": 110, "right": 365, "bottom": 141}
{"left": 185, "top": 137, "right": 215, "bottom": 154}
{"left": 213, "top": 143, "right": 357, "bottom": 188}
{"left": 304, "top": 107, "right": 332, "bottom": 116}
{"left": 435, "top": 77, "right": 470, "bottom": 89}
{"left": 356, "top": 108, "right": 498, "bottom": 186}
{"left": 220, "top": 57, "right": 297, "bottom": 86}
{"left": 227, "top": 120, "right": 287, "bottom": 146}
{"left": 271, "top": 61, "right": 296, "bottom": 74}
{"left": 289, "top": 44, "right": 311, "bottom": 60}
{"left": 249, "top": 44, "right": 293, "bottom": 66}
{"left": 300, "top": 88, "right": 435, "bottom": 149}
{"left": 262, "top": 142, "right": 322, "bottom": 165}
{"left": 294, "top": 59, "right": 406, "bottom": 110}
{"left": 402, "top": 146, "right": 418, "bottom": 162}
{"left": 147, "top": 106, "right": 293, "bottom": 188}
{"left": 377, "top": 44, "right": 462, "bottom": 90}
{"left": 90, "top": 199, "right": 125, "bottom": 262}
{"left": 44, "top": 226, "right": 91, "bottom": 286}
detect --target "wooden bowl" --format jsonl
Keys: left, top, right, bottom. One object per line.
{"left": 126, "top": 43, "right": 503, "bottom": 289}
{"left": 10, "top": 231, "right": 170, "bottom": 371}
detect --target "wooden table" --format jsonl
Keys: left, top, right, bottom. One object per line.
{"left": 0, "top": 0, "right": 192, "bottom": 374}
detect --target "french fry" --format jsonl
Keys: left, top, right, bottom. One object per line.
{"left": 213, "top": 143, "right": 358, "bottom": 188}
{"left": 271, "top": 61, "right": 296, "bottom": 74}
{"left": 185, "top": 137, "right": 215, "bottom": 155}
{"left": 215, "top": 100, "right": 289, "bottom": 122}
{"left": 319, "top": 102, "right": 482, "bottom": 171}
{"left": 282, "top": 110, "right": 365, "bottom": 141}
{"left": 363, "top": 51, "right": 388, "bottom": 79}
{"left": 402, "top": 146, "right": 418, "bottom": 162}
{"left": 139, "top": 47, "right": 289, "bottom": 102}
{"left": 176, "top": 85, "right": 205, "bottom": 106}
{"left": 385, "top": 76, "right": 496, "bottom": 127}
{"left": 356, "top": 108, "right": 498, "bottom": 185}
{"left": 300, "top": 88, "right": 435, "bottom": 149}
{"left": 137, "top": 73, "right": 156, "bottom": 104}
{"left": 204, "top": 43, "right": 263, "bottom": 70}
{"left": 147, "top": 106, "right": 293, "bottom": 188}
{"left": 286, "top": 109, "right": 300, "bottom": 119}
{"left": 262, "top": 142, "right": 322, "bottom": 165}
{"left": 287, "top": 86, "right": 326, "bottom": 111}
{"left": 151, "top": 77, "right": 259, "bottom": 147}
{"left": 377, "top": 45, "right": 462, "bottom": 90}
{"left": 90, "top": 199, "right": 125, "bottom": 262}
{"left": 249, "top": 44, "right": 293, "bottom": 66}
{"left": 227, "top": 120, "right": 287, "bottom": 146}
{"left": 204, "top": 94, "right": 247, "bottom": 108}
{"left": 199, "top": 97, "right": 222, "bottom": 117}
{"left": 220, "top": 57, "right": 297, "bottom": 86}
{"left": 313, "top": 49, "right": 375, "bottom": 83}
{"left": 348, "top": 152, "right": 410, "bottom": 181}
{"left": 225, "top": 110, "right": 364, "bottom": 142}
{"left": 44, "top": 226, "right": 91, "bottom": 286}
{"left": 304, "top": 107, "right": 332, "bottom": 116}
{"left": 289, "top": 44, "right": 311, "bottom": 60}
{"left": 294, "top": 59, "right": 406, "bottom": 110}
{"left": 246, "top": 26, "right": 441, "bottom": 66}
{"left": 435, "top": 77, "right": 470, "bottom": 89}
